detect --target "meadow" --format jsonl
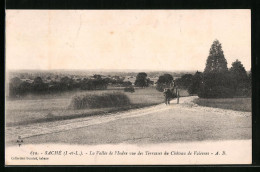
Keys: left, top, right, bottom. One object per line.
{"left": 193, "top": 98, "right": 251, "bottom": 112}
{"left": 6, "top": 87, "right": 190, "bottom": 126}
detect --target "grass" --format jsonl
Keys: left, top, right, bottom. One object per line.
{"left": 193, "top": 98, "right": 251, "bottom": 112}
{"left": 6, "top": 87, "right": 176, "bottom": 126}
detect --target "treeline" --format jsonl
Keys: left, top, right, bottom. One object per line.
{"left": 155, "top": 40, "right": 251, "bottom": 98}
{"left": 176, "top": 40, "right": 251, "bottom": 98}
{"left": 8, "top": 75, "right": 132, "bottom": 97}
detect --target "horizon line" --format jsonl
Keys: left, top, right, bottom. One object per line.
{"left": 7, "top": 68, "right": 200, "bottom": 72}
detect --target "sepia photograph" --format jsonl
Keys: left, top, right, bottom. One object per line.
{"left": 5, "top": 10, "right": 251, "bottom": 165}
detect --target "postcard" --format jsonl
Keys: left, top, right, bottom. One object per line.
{"left": 5, "top": 10, "right": 251, "bottom": 165}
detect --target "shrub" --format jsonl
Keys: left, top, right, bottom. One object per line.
{"left": 70, "top": 92, "right": 131, "bottom": 109}
{"left": 124, "top": 86, "right": 135, "bottom": 93}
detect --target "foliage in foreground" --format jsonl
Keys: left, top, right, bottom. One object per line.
{"left": 70, "top": 92, "right": 131, "bottom": 109}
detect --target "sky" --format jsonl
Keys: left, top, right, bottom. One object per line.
{"left": 6, "top": 10, "right": 251, "bottom": 71}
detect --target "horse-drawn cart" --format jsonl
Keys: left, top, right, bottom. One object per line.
{"left": 163, "top": 86, "right": 180, "bottom": 105}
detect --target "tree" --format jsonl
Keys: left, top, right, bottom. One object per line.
{"left": 9, "top": 77, "right": 22, "bottom": 97}
{"left": 60, "top": 76, "right": 74, "bottom": 90}
{"left": 135, "top": 72, "right": 148, "bottom": 87}
{"left": 93, "top": 74, "right": 102, "bottom": 80}
{"left": 229, "top": 60, "right": 248, "bottom": 90}
{"left": 32, "top": 77, "right": 48, "bottom": 93}
{"left": 198, "top": 40, "right": 234, "bottom": 98}
{"left": 33, "top": 77, "right": 43, "bottom": 84}
{"left": 175, "top": 74, "right": 193, "bottom": 89}
{"left": 204, "top": 40, "right": 228, "bottom": 73}
{"left": 188, "top": 71, "right": 202, "bottom": 95}
{"left": 156, "top": 74, "right": 174, "bottom": 92}
{"left": 18, "top": 81, "right": 32, "bottom": 96}
{"left": 10, "top": 77, "right": 22, "bottom": 87}
{"left": 80, "top": 79, "right": 94, "bottom": 90}
{"left": 229, "top": 60, "right": 250, "bottom": 96}
{"left": 157, "top": 74, "right": 173, "bottom": 85}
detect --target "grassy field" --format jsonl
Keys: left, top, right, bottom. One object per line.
{"left": 7, "top": 87, "right": 187, "bottom": 126}
{"left": 193, "top": 98, "right": 251, "bottom": 112}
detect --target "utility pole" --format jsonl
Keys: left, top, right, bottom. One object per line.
{"left": 177, "top": 90, "right": 180, "bottom": 104}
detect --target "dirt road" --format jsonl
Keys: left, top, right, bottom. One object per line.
{"left": 6, "top": 96, "right": 251, "bottom": 146}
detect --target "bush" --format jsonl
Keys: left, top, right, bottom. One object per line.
{"left": 124, "top": 86, "right": 135, "bottom": 93}
{"left": 70, "top": 92, "right": 131, "bottom": 109}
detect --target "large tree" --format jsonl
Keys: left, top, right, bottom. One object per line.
{"left": 204, "top": 40, "right": 228, "bottom": 73}
{"left": 135, "top": 72, "right": 148, "bottom": 87}
{"left": 199, "top": 40, "right": 234, "bottom": 98}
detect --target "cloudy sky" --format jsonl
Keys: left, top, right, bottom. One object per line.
{"left": 6, "top": 10, "right": 251, "bottom": 71}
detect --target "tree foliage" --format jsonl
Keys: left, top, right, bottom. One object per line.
{"left": 156, "top": 74, "right": 174, "bottom": 92}
{"left": 229, "top": 60, "right": 250, "bottom": 96}
{"left": 135, "top": 72, "right": 149, "bottom": 87}
{"left": 198, "top": 72, "right": 235, "bottom": 98}
{"left": 198, "top": 40, "right": 251, "bottom": 98}
{"left": 157, "top": 74, "right": 173, "bottom": 85}
{"left": 188, "top": 71, "right": 202, "bottom": 95}
{"left": 175, "top": 74, "right": 193, "bottom": 89}
{"left": 199, "top": 40, "right": 233, "bottom": 98}
{"left": 229, "top": 60, "right": 249, "bottom": 89}
{"left": 204, "top": 40, "right": 228, "bottom": 73}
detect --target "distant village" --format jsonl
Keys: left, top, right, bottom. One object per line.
{"left": 7, "top": 70, "right": 185, "bottom": 86}
{"left": 6, "top": 70, "right": 187, "bottom": 98}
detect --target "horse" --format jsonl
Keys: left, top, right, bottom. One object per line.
{"left": 163, "top": 87, "right": 178, "bottom": 105}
